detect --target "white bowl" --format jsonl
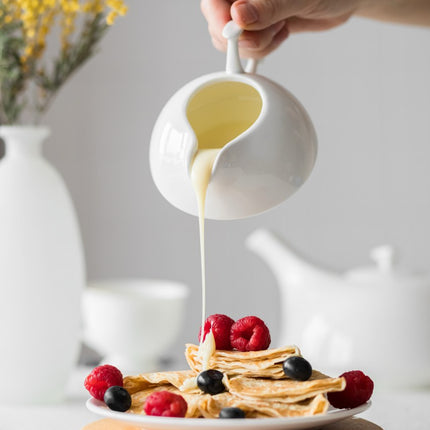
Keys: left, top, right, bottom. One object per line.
{"left": 82, "top": 279, "right": 189, "bottom": 374}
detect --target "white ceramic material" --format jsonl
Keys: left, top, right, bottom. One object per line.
{"left": 0, "top": 126, "right": 85, "bottom": 404}
{"left": 150, "top": 21, "right": 317, "bottom": 220}
{"left": 82, "top": 279, "right": 189, "bottom": 374}
{"left": 246, "top": 229, "right": 430, "bottom": 388}
{"left": 86, "top": 398, "right": 370, "bottom": 430}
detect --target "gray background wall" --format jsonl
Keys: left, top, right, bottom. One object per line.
{"left": 42, "top": 1, "right": 430, "bottom": 362}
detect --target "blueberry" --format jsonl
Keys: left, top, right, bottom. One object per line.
{"left": 103, "top": 386, "right": 132, "bottom": 412}
{"left": 197, "top": 369, "right": 225, "bottom": 395}
{"left": 283, "top": 356, "right": 312, "bottom": 381}
{"left": 219, "top": 407, "right": 246, "bottom": 418}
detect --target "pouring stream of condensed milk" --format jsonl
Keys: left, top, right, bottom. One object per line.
{"left": 189, "top": 81, "right": 262, "bottom": 366}
{"left": 190, "top": 148, "right": 219, "bottom": 369}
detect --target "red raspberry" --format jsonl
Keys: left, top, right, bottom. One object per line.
{"left": 199, "top": 314, "right": 235, "bottom": 350}
{"left": 230, "top": 316, "right": 271, "bottom": 351}
{"left": 328, "top": 370, "right": 374, "bottom": 409}
{"left": 144, "top": 391, "right": 188, "bottom": 417}
{"left": 84, "top": 364, "right": 123, "bottom": 401}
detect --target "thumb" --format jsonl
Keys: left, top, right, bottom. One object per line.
{"left": 231, "top": 0, "right": 306, "bottom": 30}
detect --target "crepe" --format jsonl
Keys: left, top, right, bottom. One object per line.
{"left": 126, "top": 378, "right": 331, "bottom": 419}
{"left": 198, "top": 392, "right": 329, "bottom": 418}
{"left": 123, "top": 370, "right": 199, "bottom": 395}
{"left": 123, "top": 344, "right": 345, "bottom": 419}
{"left": 185, "top": 343, "right": 301, "bottom": 378}
{"left": 225, "top": 371, "right": 346, "bottom": 403}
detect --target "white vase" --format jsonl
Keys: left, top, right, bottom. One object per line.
{"left": 0, "top": 126, "right": 85, "bottom": 404}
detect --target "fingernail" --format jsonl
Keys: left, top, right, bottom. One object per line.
{"left": 235, "top": 3, "right": 259, "bottom": 25}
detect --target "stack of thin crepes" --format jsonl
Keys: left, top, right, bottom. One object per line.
{"left": 123, "top": 344, "right": 346, "bottom": 419}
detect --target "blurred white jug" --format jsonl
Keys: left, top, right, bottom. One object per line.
{"left": 150, "top": 21, "right": 317, "bottom": 220}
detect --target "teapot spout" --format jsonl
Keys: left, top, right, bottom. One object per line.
{"left": 246, "top": 229, "right": 344, "bottom": 351}
{"left": 245, "top": 229, "right": 335, "bottom": 286}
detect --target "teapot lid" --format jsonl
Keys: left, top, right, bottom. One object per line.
{"left": 345, "top": 245, "right": 425, "bottom": 284}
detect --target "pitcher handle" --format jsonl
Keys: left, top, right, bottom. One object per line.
{"left": 222, "top": 21, "right": 259, "bottom": 74}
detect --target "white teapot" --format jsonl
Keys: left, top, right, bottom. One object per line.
{"left": 150, "top": 22, "right": 317, "bottom": 220}
{"left": 246, "top": 229, "right": 430, "bottom": 388}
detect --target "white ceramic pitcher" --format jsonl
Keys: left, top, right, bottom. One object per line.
{"left": 150, "top": 22, "right": 317, "bottom": 220}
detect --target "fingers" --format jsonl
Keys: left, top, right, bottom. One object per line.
{"left": 239, "top": 21, "right": 289, "bottom": 59}
{"left": 210, "top": 21, "right": 289, "bottom": 59}
{"left": 201, "top": 0, "right": 293, "bottom": 59}
{"left": 239, "top": 20, "right": 284, "bottom": 50}
{"left": 202, "top": 0, "right": 357, "bottom": 59}
{"left": 202, "top": 0, "right": 290, "bottom": 59}
{"left": 231, "top": 0, "right": 312, "bottom": 30}
{"left": 286, "top": 14, "right": 352, "bottom": 33}
{"left": 201, "top": 0, "right": 233, "bottom": 48}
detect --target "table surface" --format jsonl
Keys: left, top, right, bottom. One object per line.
{"left": 1, "top": 367, "right": 429, "bottom": 430}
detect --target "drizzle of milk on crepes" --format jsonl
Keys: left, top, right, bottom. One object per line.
{"left": 179, "top": 330, "right": 217, "bottom": 392}
{"left": 198, "top": 329, "right": 216, "bottom": 371}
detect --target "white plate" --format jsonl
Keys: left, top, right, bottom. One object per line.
{"left": 86, "top": 398, "right": 371, "bottom": 430}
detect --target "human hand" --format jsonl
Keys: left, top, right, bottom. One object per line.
{"left": 201, "top": 0, "right": 363, "bottom": 59}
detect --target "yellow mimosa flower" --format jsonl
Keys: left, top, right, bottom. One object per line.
{"left": 0, "top": 0, "right": 127, "bottom": 123}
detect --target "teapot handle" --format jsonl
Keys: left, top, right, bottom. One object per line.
{"left": 222, "top": 21, "right": 259, "bottom": 74}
